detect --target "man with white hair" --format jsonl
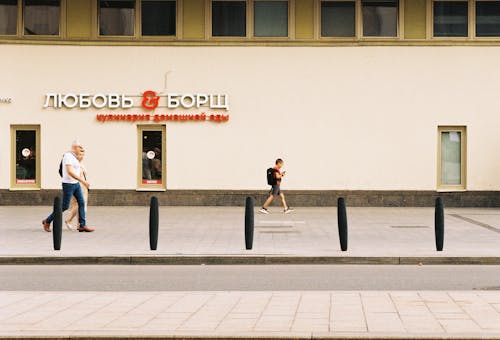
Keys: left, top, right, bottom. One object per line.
{"left": 42, "top": 140, "right": 94, "bottom": 232}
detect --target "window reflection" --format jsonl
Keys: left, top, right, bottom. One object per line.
{"left": 16, "top": 130, "right": 37, "bottom": 184}
{"left": 142, "top": 131, "right": 163, "bottom": 184}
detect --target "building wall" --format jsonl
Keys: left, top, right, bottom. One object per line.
{"left": 1, "top": 44, "right": 499, "bottom": 191}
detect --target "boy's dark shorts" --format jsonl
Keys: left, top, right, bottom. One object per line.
{"left": 270, "top": 184, "right": 281, "bottom": 196}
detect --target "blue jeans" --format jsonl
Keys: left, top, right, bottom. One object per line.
{"left": 46, "top": 183, "right": 86, "bottom": 227}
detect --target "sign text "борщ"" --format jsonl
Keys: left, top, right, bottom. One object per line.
{"left": 43, "top": 91, "right": 229, "bottom": 110}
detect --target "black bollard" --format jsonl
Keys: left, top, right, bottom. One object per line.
{"left": 245, "top": 196, "right": 254, "bottom": 250}
{"left": 337, "top": 197, "right": 348, "bottom": 251}
{"left": 53, "top": 196, "right": 62, "bottom": 251}
{"left": 149, "top": 196, "right": 159, "bottom": 251}
{"left": 435, "top": 197, "right": 444, "bottom": 251}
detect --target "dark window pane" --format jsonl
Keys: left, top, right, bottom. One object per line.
{"left": 16, "top": 130, "right": 37, "bottom": 184}
{"left": 476, "top": 1, "right": 500, "bottom": 37}
{"left": 254, "top": 1, "right": 288, "bottom": 37}
{"left": 212, "top": 1, "right": 246, "bottom": 37}
{"left": 142, "top": 0, "right": 176, "bottom": 36}
{"left": 142, "top": 131, "right": 163, "bottom": 184}
{"left": 321, "top": 1, "right": 355, "bottom": 37}
{"left": 362, "top": 0, "right": 398, "bottom": 37}
{"left": 99, "top": 0, "right": 135, "bottom": 36}
{"left": 433, "top": 1, "right": 468, "bottom": 37}
{"left": 0, "top": 0, "right": 17, "bottom": 35}
{"left": 24, "top": 0, "right": 60, "bottom": 35}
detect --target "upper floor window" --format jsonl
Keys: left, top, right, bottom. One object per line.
{"left": 476, "top": 1, "right": 500, "bottom": 37}
{"left": 99, "top": 0, "right": 135, "bottom": 36}
{"left": 0, "top": 0, "right": 17, "bottom": 35}
{"left": 142, "top": 0, "right": 176, "bottom": 36}
{"left": 254, "top": 0, "right": 288, "bottom": 37}
{"left": 23, "top": 0, "right": 60, "bottom": 35}
{"left": 433, "top": 1, "right": 468, "bottom": 37}
{"left": 361, "top": 0, "right": 398, "bottom": 37}
{"left": 321, "top": 1, "right": 356, "bottom": 37}
{"left": 212, "top": 0, "right": 246, "bottom": 37}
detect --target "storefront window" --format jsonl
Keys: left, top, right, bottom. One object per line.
{"left": 138, "top": 126, "right": 166, "bottom": 189}
{"left": 0, "top": 0, "right": 17, "bottom": 35}
{"left": 433, "top": 1, "right": 468, "bottom": 37}
{"left": 438, "top": 126, "right": 466, "bottom": 190}
{"left": 11, "top": 125, "right": 40, "bottom": 189}
{"left": 212, "top": 1, "right": 246, "bottom": 37}
{"left": 362, "top": 0, "right": 398, "bottom": 37}
{"left": 476, "top": 1, "right": 500, "bottom": 37}
{"left": 142, "top": 0, "right": 176, "bottom": 36}
{"left": 23, "top": 0, "right": 60, "bottom": 36}
{"left": 99, "top": 0, "right": 135, "bottom": 36}
{"left": 321, "top": 1, "right": 356, "bottom": 37}
{"left": 254, "top": 1, "right": 288, "bottom": 37}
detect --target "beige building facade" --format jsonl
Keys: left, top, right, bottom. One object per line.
{"left": 0, "top": 0, "right": 499, "bottom": 206}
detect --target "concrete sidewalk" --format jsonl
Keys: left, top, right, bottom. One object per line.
{"left": 1, "top": 291, "right": 499, "bottom": 339}
{"left": 0, "top": 207, "right": 499, "bottom": 262}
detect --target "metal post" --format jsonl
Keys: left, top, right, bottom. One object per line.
{"left": 435, "top": 197, "right": 444, "bottom": 251}
{"left": 149, "top": 196, "right": 159, "bottom": 251}
{"left": 337, "top": 197, "right": 348, "bottom": 251}
{"left": 53, "top": 196, "right": 62, "bottom": 251}
{"left": 245, "top": 196, "right": 254, "bottom": 250}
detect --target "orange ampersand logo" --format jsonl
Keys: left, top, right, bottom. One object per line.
{"left": 141, "top": 90, "right": 160, "bottom": 110}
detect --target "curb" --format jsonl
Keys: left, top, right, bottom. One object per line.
{"left": 0, "top": 256, "right": 499, "bottom": 265}
{"left": 1, "top": 335, "right": 499, "bottom": 340}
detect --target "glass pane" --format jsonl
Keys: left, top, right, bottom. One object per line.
{"left": 321, "top": 1, "right": 355, "bottom": 37}
{"left": 0, "top": 0, "right": 17, "bottom": 35}
{"left": 142, "top": 131, "right": 163, "bottom": 184}
{"left": 142, "top": 0, "right": 176, "bottom": 36}
{"left": 99, "top": 0, "right": 135, "bottom": 36}
{"left": 362, "top": 0, "right": 398, "bottom": 37}
{"left": 212, "top": 1, "right": 246, "bottom": 37}
{"left": 441, "top": 131, "right": 462, "bottom": 185}
{"left": 433, "top": 1, "right": 468, "bottom": 37}
{"left": 254, "top": 1, "right": 288, "bottom": 37}
{"left": 23, "top": 0, "right": 60, "bottom": 35}
{"left": 476, "top": 1, "right": 500, "bottom": 37}
{"left": 15, "top": 130, "right": 37, "bottom": 184}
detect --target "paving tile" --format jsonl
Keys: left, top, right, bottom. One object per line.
{"left": 1, "top": 206, "right": 500, "bottom": 257}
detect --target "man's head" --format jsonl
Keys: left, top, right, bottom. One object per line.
{"left": 77, "top": 148, "right": 85, "bottom": 161}
{"left": 71, "top": 140, "right": 83, "bottom": 154}
{"left": 275, "top": 158, "right": 284, "bottom": 169}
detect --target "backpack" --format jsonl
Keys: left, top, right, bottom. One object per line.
{"left": 266, "top": 167, "right": 277, "bottom": 185}
{"left": 58, "top": 159, "right": 63, "bottom": 177}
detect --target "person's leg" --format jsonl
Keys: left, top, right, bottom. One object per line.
{"left": 73, "top": 185, "right": 87, "bottom": 228}
{"left": 262, "top": 194, "right": 275, "bottom": 209}
{"left": 279, "top": 192, "right": 289, "bottom": 210}
{"left": 45, "top": 183, "right": 72, "bottom": 225}
{"left": 66, "top": 198, "right": 77, "bottom": 223}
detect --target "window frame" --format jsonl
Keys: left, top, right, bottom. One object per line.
{"left": 473, "top": 0, "right": 500, "bottom": 39}
{"left": 22, "top": 0, "right": 65, "bottom": 38}
{"left": 137, "top": 124, "right": 167, "bottom": 191}
{"left": 94, "top": 0, "right": 182, "bottom": 40}
{"left": 317, "top": 0, "right": 404, "bottom": 40}
{"left": 0, "top": 0, "right": 66, "bottom": 39}
{"left": 427, "top": 0, "right": 472, "bottom": 39}
{"left": 207, "top": 0, "right": 294, "bottom": 40}
{"left": 0, "top": 0, "right": 20, "bottom": 37}
{"left": 10, "top": 124, "right": 41, "bottom": 191}
{"left": 437, "top": 125, "right": 467, "bottom": 191}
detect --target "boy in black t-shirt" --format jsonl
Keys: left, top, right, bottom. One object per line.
{"left": 260, "top": 158, "right": 294, "bottom": 214}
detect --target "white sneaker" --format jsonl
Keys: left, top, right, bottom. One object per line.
{"left": 64, "top": 220, "right": 75, "bottom": 231}
{"left": 284, "top": 207, "right": 294, "bottom": 214}
{"left": 259, "top": 208, "right": 269, "bottom": 214}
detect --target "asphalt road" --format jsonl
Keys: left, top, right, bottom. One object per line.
{"left": 0, "top": 265, "right": 498, "bottom": 291}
